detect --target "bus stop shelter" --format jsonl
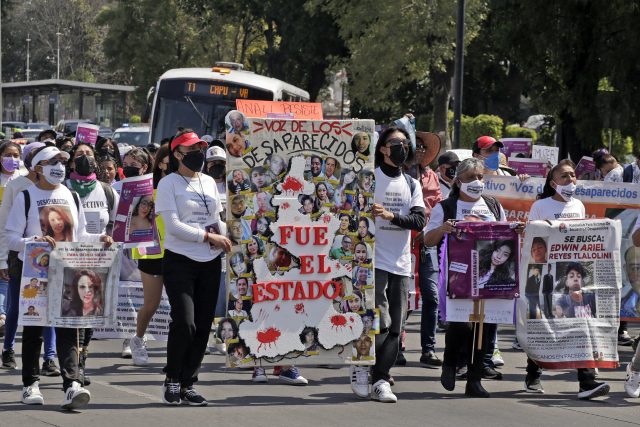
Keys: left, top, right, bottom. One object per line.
{"left": 1, "top": 79, "right": 135, "bottom": 128}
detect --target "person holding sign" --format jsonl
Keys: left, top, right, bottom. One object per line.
{"left": 524, "top": 159, "right": 609, "bottom": 399}
{"left": 349, "top": 127, "right": 426, "bottom": 403}
{"left": 155, "top": 129, "right": 231, "bottom": 406}
{"left": 5, "top": 146, "right": 113, "bottom": 410}
{"left": 424, "top": 157, "right": 508, "bottom": 398}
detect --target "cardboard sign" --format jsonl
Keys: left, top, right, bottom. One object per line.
{"left": 75, "top": 123, "right": 100, "bottom": 146}
{"left": 236, "top": 100, "right": 323, "bottom": 120}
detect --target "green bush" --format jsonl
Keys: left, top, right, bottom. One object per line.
{"left": 473, "top": 115, "right": 503, "bottom": 142}
{"left": 600, "top": 129, "right": 634, "bottom": 161}
{"left": 504, "top": 125, "right": 537, "bottom": 142}
{"left": 130, "top": 115, "right": 142, "bottom": 124}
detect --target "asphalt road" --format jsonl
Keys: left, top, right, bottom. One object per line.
{"left": 0, "top": 317, "right": 638, "bottom": 427}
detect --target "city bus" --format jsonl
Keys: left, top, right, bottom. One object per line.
{"left": 147, "top": 62, "right": 310, "bottom": 143}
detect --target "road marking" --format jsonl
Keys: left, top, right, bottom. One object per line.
{"left": 91, "top": 378, "right": 159, "bottom": 402}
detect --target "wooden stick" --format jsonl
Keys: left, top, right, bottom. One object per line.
{"left": 477, "top": 299, "right": 485, "bottom": 350}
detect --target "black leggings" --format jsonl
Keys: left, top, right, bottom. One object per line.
{"left": 163, "top": 250, "right": 221, "bottom": 387}
{"left": 443, "top": 322, "right": 491, "bottom": 382}
{"left": 22, "top": 326, "right": 81, "bottom": 389}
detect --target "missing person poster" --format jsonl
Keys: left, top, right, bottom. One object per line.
{"left": 46, "top": 242, "right": 123, "bottom": 328}
{"left": 447, "top": 222, "right": 519, "bottom": 300}
{"left": 112, "top": 174, "right": 157, "bottom": 248}
{"left": 224, "top": 111, "right": 377, "bottom": 366}
{"left": 18, "top": 242, "right": 52, "bottom": 326}
{"left": 516, "top": 219, "right": 621, "bottom": 369}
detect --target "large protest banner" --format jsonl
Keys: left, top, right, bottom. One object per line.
{"left": 112, "top": 174, "right": 157, "bottom": 248}
{"left": 18, "top": 242, "right": 122, "bottom": 328}
{"left": 483, "top": 175, "right": 640, "bottom": 322}
{"left": 516, "top": 219, "right": 621, "bottom": 369}
{"left": 224, "top": 111, "right": 377, "bottom": 366}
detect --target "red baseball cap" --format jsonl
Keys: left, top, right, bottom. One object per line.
{"left": 170, "top": 132, "right": 207, "bottom": 151}
{"left": 474, "top": 135, "right": 504, "bottom": 150}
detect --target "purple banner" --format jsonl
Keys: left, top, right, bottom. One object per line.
{"left": 507, "top": 158, "right": 549, "bottom": 177}
{"left": 446, "top": 222, "right": 520, "bottom": 300}
{"left": 501, "top": 138, "right": 532, "bottom": 158}
{"left": 112, "top": 174, "right": 157, "bottom": 248}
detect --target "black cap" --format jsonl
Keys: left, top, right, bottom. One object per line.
{"left": 438, "top": 151, "right": 460, "bottom": 166}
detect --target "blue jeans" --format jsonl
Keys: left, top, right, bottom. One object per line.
{"left": 0, "top": 278, "right": 8, "bottom": 315}
{"left": 482, "top": 324, "right": 498, "bottom": 368}
{"left": 3, "top": 274, "right": 56, "bottom": 360}
{"left": 419, "top": 246, "right": 439, "bottom": 354}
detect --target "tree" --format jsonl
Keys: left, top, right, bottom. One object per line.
{"left": 317, "top": 0, "right": 487, "bottom": 149}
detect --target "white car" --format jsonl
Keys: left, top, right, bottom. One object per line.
{"left": 112, "top": 126, "right": 150, "bottom": 147}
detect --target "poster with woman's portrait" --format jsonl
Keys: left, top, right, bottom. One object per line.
{"left": 112, "top": 174, "right": 157, "bottom": 248}
{"left": 46, "top": 242, "right": 123, "bottom": 328}
{"left": 446, "top": 222, "right": 519, "bottom": 300}
{"left": 39, "top": 205, "right": 74, "bottom": 242}
{"left": 18, "top": 242, "right": 52, "bottom": 326}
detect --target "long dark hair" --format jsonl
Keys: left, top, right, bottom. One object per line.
{"left": 152, "top": 143, "right": 170, "bottom": 188}
{"left": 69, "top": 269, "right": 103, "bottom": 315}
{"left": 95, "top": 138, "right": 123, "bottom": 168}
{"left": 374, "top": 126, "right": 410, "bottom": 168}
{"left": 537, "top": 159, "right": 576, "bottom": 200}
{"left": 478, "top": 240, "right": 516, "bottom": 285}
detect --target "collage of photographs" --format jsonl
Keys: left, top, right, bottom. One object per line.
{"left": 220, "top": 111, "right": 379, "bottom": 365}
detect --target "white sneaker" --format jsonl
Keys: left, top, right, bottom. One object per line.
{"left": 252, "top": 367, "right": 268, "bottom": 383}
{"left": 491, "top": 349, "right": 504, "bottom": 367}
{"left": 21, "top": 381, "right": 44, "bottom": 405}
{"left": 349, "top": 365, "right": 370, "bottom": 398}
{"left": 130, "top": 335, "right": 149, "bottom": 366}
{"left": 625, "top": 363, "right": 640, "bottom": 398}
{"left": 371, "top": 379, "right": 397, "bottom": 403}
{"left": 61, "top": 381, "right": 91, "bottom": 410}
{"left": 121, "top": 339, "right": 132, "bottom": 358}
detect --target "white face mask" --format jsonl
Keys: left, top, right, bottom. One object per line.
{"left": 40, "top": 163, "right": 66, "bottom": 185}
{"left": 553, "top": 181, "right": 576, "bottom": 202}
{"left": 460, "top": 179, "right": 484, "bottom": 199}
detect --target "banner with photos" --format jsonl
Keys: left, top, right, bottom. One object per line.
{"left": 19, "top": 242, "right": 122, "bottom": 328}
{"left": 516, "top": 219, "right": 621, "bottom": 369}
{"left": 483, "top": 175, "right": 640, "bottom": 321}
{"left": 224, "top": 111, "right": 378, "bottom": 366}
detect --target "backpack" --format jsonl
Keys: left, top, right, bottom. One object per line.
{"left": 99, "top": 181, "right": 116, "bottom": 214}
{"left": 623, "top": 164, "right": 634, "bottom": 183}
{"left": 402, "top": 172, "right": 416, "bottom": 197}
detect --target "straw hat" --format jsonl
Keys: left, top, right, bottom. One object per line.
{"left": 415, "top": 131, "right": 442, "bottom": 165}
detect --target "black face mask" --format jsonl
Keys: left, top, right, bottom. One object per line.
{"left": 180, "top": 150, "right": 205, "bottom": 172}
{"left": 99, "top": 147, "right": 115, "bottom": 156}
{"left": 444, "top": 166, "right": 456, "bottom": 180}
{"left": 74, "top": 155, "right": 95, "bottom": 176}
{"left": 389, "top": 144, "right": 408, "bottom": 166}
{"left": 208, "top": 164, "right": 226, "bottom": 179}
{"left": 123, "top": 165, "right": 141, "bottom": 178}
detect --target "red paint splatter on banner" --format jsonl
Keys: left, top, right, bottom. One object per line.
{"left": 322, "top": 215, "right": 332, "bottom": 224}
{"left": 257, "top": 327, "right": 281, "bottom": 352}
{"left": 281, "top": 202, "right": 290, "bottom": 209}
{"left": 282, "top": 177, "right": 304, "bottom": 192}
{"left": 294, "top": 303, "right": 305, "bottom": 314}
{"left": 274, "top": 304, "right": 281, "bottom": 312}
{"left": 330, "top": 314, "right": 347, "bottom": 332}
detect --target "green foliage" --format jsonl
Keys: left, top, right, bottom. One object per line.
{"left": 448, "top": 112, "right": 504, "bottom": 149}
{"left": 600, "top": 129, "right": 634, "bottom": 161}
{"left": 504, "top": 125, "right": 537, "bottom": 141}
{"left": 130, "top": 115, "right": 142, "bottom": 124}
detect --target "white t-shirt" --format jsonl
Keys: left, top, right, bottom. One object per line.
{"left": 0, "top": 176, "right": 34, "bottom": 269}
{"left": 528, "top": 197, "right": 585, "bottom": 221}
{"left": 0, "top": 169, "right": 23, "bottom": 187}
{"left": 603, "top": 165, "right": 624, "bottom": 183}
{"left": 156, "top": 172, "right": 223, "bottom": 262}
{"left": 373, "top": 168, "right": 425, "bottom": 276}
{"left": 5, "top": 185, "right": 99, "bottom": 260}
{"left": 73, "top": 182, "right": 120, "bottom": 234}
{"left": 426, "top": 197, "right": 507, "bottom": 233}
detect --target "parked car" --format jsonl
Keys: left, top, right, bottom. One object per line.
{"left": 20, "top": 129, "right": 47, "bottom": 143}
{"left": 112, "top": 126, "right": 150, "bottom": 147}
{"left": 54, "top": 119, "right": 94, "bottom": 136}
{"left": 26, "top": 122, "right": 51, "bottom": 130}
{"left": 99, "top": 126, "right": 114, "bottom": 139}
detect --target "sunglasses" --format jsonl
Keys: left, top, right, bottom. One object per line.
{"left": 43, "top": 158, "right": 68, "bottom": 166}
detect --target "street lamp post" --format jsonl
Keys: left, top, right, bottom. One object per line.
{"left": 452, "top": 0, "right": 466, "bottom": 149}
{"left": 56, "top": 32, "right": 61, "bottom": 79}
{"left": 26, "top": 33, "right": 31, "bottom": 82}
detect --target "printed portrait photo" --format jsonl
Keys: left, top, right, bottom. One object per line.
{"left": 39, "top": 205, "right": 74, "bottom": 242}
{"left": 126, "top": 195, "right": 155, "bottom": 241}
{"left": 60, "top": 267, "right": 109, "bottom": 318}
{"left": 553, "top": 261, "right": 596, "bottom": 319}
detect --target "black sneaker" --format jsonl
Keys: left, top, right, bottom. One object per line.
{"left": 395, "top": 351, "right": 407, "bottom": 366}
{"left": 180, "top": 386, "right": 208, "bottom": 406}
{"left": 578, "top": 381, "right": 610, "bottom": 400}
{"left": 42, "top": 359, "right": 61, "bottom": 377}
{"left": 525, "top": 374, "right": 544, "bottom": 393}
{"left": 482, "top": 366, "right": 503, "bottom": 380}
{"left": 455, "top": 366, "right": 468, "bottom": 380}
{"left": 162, "top": 379, "right": 181, "bottom": 405}
{"left": 2, "top": 349, "right": 17, "bottom": 369}
{"left": 619, "top": 332, "right": 633, "bottom": 347}
{"left": 420, "top": 351, "right": 443, "bottom": 368}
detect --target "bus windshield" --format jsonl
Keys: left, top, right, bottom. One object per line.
{"left": 151, "top": 79, "right": 273, "bottom": 142}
